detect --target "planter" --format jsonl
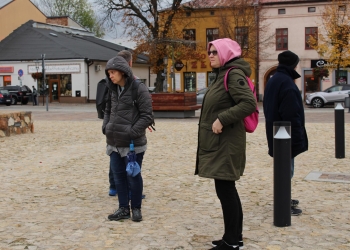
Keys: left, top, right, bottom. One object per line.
{"left": 151, "top": 92, "right": 201, "bottom": 118}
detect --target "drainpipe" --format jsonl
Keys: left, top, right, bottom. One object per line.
{"left": 85, "top": 58, "right": 94, "bottom": 102}
{"left": 254, "top": 0, "right": 260, "bottom": 101}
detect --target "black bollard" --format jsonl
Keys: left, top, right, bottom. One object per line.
{"left": 273, "top": 121, "right": 291, "bottom": 227}
{"left": 335, "top": 103, "right": 345, "bottom": 158}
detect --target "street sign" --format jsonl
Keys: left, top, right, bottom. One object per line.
{"left": 18, "top": 69, "right": 23, "bottom": 77}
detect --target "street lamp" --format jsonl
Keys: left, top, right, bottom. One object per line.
{"left": 34, "top": 60, "right": 39, "bottom": 82}
{"left": 163, "top": 56, "right": 168, "bottom": 92}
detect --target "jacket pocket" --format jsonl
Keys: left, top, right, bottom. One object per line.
{"left": 199, "top": 123, "right": 220, "bottom": 151}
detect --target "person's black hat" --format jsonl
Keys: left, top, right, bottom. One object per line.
{"left": 278, "top": 50, "right": 299, "bottom": 68}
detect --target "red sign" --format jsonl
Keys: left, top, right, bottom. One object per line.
{"left": 4, "top": 76, "right": 11, "bottom": 81}
{"left": 0, "top": 66, "right": 14, "bottom": 73}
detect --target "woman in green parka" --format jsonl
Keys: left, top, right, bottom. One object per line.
{"left": 195, "top": 38, "right": 256, "bottom": 250}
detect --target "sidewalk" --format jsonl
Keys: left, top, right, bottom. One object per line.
{"left": 0, "top": 105, "right": 350, "bottom": 249}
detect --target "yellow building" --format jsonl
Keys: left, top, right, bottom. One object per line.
{"left": 163, "top": 1, "right": 258, "bottom": 93}
{"left": 0, "top": 0, "right": 46, "bottom": 41}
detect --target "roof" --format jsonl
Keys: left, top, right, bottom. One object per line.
{"left": 260, "top": 0, "right": 328, "bottom": 4}
{"left": 0, "top": 20, "right": 148, "bottom": 64}
{"left": 0, "top": 0, "right": 13, "bottom": 8}
{"left": 181, "top": 0, "right": 256, "bottom": 9}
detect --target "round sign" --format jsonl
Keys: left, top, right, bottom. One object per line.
{"left": 18, "top": 69, "right": 23, "bottom": 77}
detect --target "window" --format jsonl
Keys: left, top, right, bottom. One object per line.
{"left": 276, "top": 28, "right": 288, "bottom": 50}
{"left": 186, "top": 12, "right": 191, "bottom": 17}
{"left": 235, "top": 27, "right": 249, "bottom": 49}
{"left": 210, "top": 11, "right": 215, "bottom": 16}
{"left": 305, "top": 27, "right": 318, "bottom": 49}
{"left": 335, "top": 70, "right": 348, "bottom": 84}
{"left": 339, "top": 5, "right": 346, "bottom": 11}
{"left": 183, "top": 29, "right": 196, "bottom": 49}
{"left": 184, "top": 72, "right": 196, "bottom": 92}
{"left": 308, "top": 7, "right": 316, "bottom": 12}
{"left": 207, "top": 71, "right": 216, "bottom": 86}
{"left": 207, "top": 28, "right": 219, "bottom": 44}
{"left": 278, "top": 9, "right": 286, "bottom": 14}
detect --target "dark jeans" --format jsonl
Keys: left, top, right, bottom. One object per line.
{"left": 214, "top": 179, "right": 243, "bottom": 245}
{"left": 110, "top": 151, "right": 144, "bottom": 209}
{"left": 109, "top": 163, "right": 115, "bottom": 190}
{"left": 33, "top": 95, "right": 37, "bottom": 105}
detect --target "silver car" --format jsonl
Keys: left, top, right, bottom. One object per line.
{"left": 196, "top": 88, "right": 208, "bottom": 104}
{"left": 305, "top": 84, "right": 350, "bottom": 108}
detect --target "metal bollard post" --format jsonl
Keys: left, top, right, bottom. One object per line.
{"left": 273, "top": 121, "right": 291, "bottom": 227}
{"left": 335, "top": 103, "right": 345, "bottom": 158}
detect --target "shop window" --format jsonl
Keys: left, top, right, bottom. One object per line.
{"left": 305, "top": 27, "right": 318, "bottom": 49}
{"left": 207, "top": 28, "right": 219, "bottom": 44}
{"left": 276, "top": 28, "right": 288, "bottom": 50}
{"left": 60, "top": 74, "right": 72, "bottom": 96}
{"left": 184, "top": 72, "right": 196, "bottom": 92}
{"left": 305, "top": 69, "right": 320, "bottom": 92}
{"left": 208, "top": 71, "right": 216, "bottom": 86}
{"left": 336, "top": 70, "right": 348, "bottom": 84}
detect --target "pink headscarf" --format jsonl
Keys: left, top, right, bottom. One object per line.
{"left": 208, "top": 38, "right": 242, "bottom": 67}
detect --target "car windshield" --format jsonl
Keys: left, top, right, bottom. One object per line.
{"left": 0, "top": 89, "right": 9, "bottom": 94}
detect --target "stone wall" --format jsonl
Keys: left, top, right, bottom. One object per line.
{"left": 0, "top": 111, "right": 34, "bottom": 137}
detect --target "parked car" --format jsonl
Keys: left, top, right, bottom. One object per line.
{"left": 305, "top": 84, "right": 350, "bottom": 108}
{"left": 0, "top": 85, "right": 32, "bottom": 105}
{"left": 196, "top": 88, "right": 208, "bottom": 104}
{"left": 0, "top": 89, "right": 12, "bottom": 106}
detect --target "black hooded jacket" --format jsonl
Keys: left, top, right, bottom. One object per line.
{"left": 102, "top": 56, "right": 153, "bottom": 147}
{"left": 263, "top": 64, "right": 308, "bottom": 158}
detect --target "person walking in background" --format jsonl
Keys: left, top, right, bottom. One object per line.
{"left": 103, "top": 55, "right": 153, "bottom": 222}
{"left": 263, "top": 50, "right": 308, "bottom": 216}
{"left": 32, "top": 86, "right": 37, "bottom": 106}
{"left": 195, "top": 38, "right": 256, "bottom": 250}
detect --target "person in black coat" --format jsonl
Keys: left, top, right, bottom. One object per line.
{"left": 263, "top": 50, "right": 308, "bottom": 216}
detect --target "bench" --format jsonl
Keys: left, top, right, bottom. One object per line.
{"left": 0, "top": 111, "right": 34, "bottom": 137}
{"left": 151, "top": 93, "right": 201, "bottom": 118}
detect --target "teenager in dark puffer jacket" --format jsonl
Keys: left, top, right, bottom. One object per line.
{"left": 102, "top": 55, "right": 153, "bottom": 222}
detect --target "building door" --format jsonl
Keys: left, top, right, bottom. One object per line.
{"left": 304, "top": 70, "right": 320, "bottom": 100}
{"left": 49, "top": 79, "right": 60, "bottom": 102}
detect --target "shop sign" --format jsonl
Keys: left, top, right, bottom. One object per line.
{"left": 4, "top": 76, "right": 11, "bottom": 81}
{"left": 311, "top": 59, "right": 332, "bottom": 68}
{"left": 0, "top": 66, "right": 14, "bottom": 73}
{"left": 175, "top": 61, "right": 184, "bottom": 71}
{"left": 28, "top": 64, "right": 81, "bottom": 73}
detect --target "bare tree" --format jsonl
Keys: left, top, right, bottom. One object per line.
{"left": 215, "top": 0, "right": 274, "bottom": 97}
{"left": 96, "top": 0, "right": 202, "bottom": 92}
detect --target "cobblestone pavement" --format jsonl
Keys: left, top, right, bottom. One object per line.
{"left": 0, "top": 103, "right": 350, "bottom": 250}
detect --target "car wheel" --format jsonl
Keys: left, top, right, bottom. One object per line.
{"left": 312, "top": 97, "right": 324, "bottom": 108}
{"left": 6, "top": 103, "right": 11, "bottom": 106}
{"left": 21, "top": 99, "right": 29, "bottom": 105}
{"left": 11, "top": 97, "right": 17, "bottom": 105}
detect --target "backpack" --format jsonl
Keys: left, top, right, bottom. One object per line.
{"left": 96, "top": 78, "right": 109, "bottom": 119}
{"left": 96, "top": 78, "right": 155, "bottom": 131}
{"left": 224, "top": 66, "right": 259, "bottom": 133}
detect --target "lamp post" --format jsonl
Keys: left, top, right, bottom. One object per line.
{"left": 163, "top": 56, "right": 168, "bottom": 92}
{"left": 41, "top": 54, "right": 48, "bottom": 111}
{"left": 35, "top": 60, "right": 39, "bottom": 82}
{"left": 253, "top": 0, "right": 260, "bottom": 101}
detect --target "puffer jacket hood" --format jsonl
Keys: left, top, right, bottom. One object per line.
{"left": 105, "top": 56, "right": 133, "bottom": 79}
{"left": 208, "top": 38, "right": 242, "bottom": 67}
